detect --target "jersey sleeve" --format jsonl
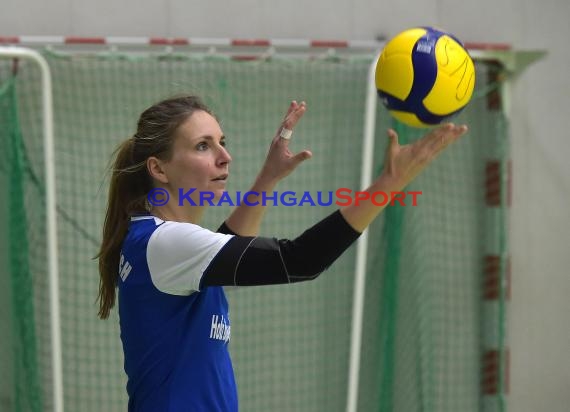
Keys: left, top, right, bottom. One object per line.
{"left": 202, "top": 210, "right": 361, "bottom": 288}
{"left": 146, "top": 221, "right": 234, "bottom": 295}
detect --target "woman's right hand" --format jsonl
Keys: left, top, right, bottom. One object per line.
{"left": 340, "top": 123, "right": 468, "bottom": 232}
{"left": 379, "top": 123, "right": 468, "bottom": 191}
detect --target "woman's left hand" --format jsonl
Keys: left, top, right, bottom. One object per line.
{"left": 257, "top": 101, "right": 312, "bottom": 186}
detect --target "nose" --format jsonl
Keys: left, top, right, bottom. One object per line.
{"left": 217, "top": 145, "right": 232, "bottom": 167}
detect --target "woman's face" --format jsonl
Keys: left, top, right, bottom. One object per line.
{"left": 162, "top": 110, "right": 232, "bottom": 203}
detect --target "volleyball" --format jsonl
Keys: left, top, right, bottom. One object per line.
{"left": 375, "top": 27, "right": 476, "bottom": 128}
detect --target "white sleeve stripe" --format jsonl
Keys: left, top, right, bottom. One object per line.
{"left": 276, "top": 245, "right": 291, "bottom": 283}
{"left": 233, "top": 237, "right": 257, "bottom": 286}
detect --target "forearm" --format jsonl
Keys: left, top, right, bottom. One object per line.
{"left": 339, "top": 174, "right": 404, "bottom": 232}
{"left": 203, "top": 210, "right": 361, "bottom": 287}
{"left": 222, "top": 174, "right": 278, "bottom": 236}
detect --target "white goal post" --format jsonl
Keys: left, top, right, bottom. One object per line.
{"left": 0, "top": 46, "right": 63, "bottom": 412}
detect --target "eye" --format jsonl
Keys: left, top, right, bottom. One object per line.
{"left": 196, "top": 142, "right": 209, "bottom": 151}
{"left": 220, "top": 139, "right": 227, "bottom": 148}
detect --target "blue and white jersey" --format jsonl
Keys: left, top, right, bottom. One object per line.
{"left": 118, "top": 215, "right": 236, "bottom": 412}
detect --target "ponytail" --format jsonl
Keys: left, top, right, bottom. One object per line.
{"left": 96, "top": 138, "right": 149, "bottom": 319}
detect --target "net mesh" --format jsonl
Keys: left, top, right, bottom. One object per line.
{"left": 0, "top": 49, "right": 508, "bottom": 412}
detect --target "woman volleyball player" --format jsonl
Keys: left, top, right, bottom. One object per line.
{"left": 97, "top": 95, "right": 467, "bottom": 411}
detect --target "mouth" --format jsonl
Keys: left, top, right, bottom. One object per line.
{"left": 211, "top": 174, "right": 229, "bottom": 182}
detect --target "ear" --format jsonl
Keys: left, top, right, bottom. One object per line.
{"left": 146, "top": 156, "right": 169, "bottom": 184}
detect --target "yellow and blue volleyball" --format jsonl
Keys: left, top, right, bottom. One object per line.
{"left": 375, "top": 27, "right": 476, "bottom": 128}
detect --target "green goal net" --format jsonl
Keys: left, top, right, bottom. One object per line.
{"left": 0, "top": 48, "right": 509, "bottom": 412}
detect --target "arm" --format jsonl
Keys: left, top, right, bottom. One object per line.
{"left": 205, "top": 123, "right": 468, "bottom": 287}
{"left": 146, "top": 209, "right": 357, "bottom": 295}
{"left": 221, "top": 101, "right": 312, "bottom": 236}
{"left": 149, "top": 123, "right": 468, "bottom": 293}
{"left": 204, "top": 209, "right": 359, "bottom": 287}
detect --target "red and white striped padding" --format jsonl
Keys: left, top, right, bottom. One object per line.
{"left": 0, "top": 36, "right": 511, "bottom": 51}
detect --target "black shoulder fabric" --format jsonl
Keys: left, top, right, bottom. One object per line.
{"left": 216, "top": 221, "right": 237, "bottom": 235}
{"left": 202, "top": 237, "right": 290, "bottom": 288}
{"left": 202, "top": 210, "right": 361, "bottom": 288}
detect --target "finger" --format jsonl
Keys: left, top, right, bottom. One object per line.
{"left": 387, "top": 128, "right": 399, "bottom": 149}
{"left": 282, "top": 101, "right": 298, "bottom": 122}
{"left": 273, "top": 101, "right": 298, "bottom": 144}
{"left": 276, "top": 101, "right": 307, "bottom": 144}
{"left": 428, "top": 123, "right": 468, "bottom": 152}
{"left": 384, "top": 129, "right": 399, "bottom": 174}
{"left": 291, "top": 149, "right": 313, "bottom": 166}
{"left": 416, "top": 123, "right": 460, "bottom": 153}
{"left": 418, "top": 123, "right": 453, "bottom": 150}
{"left": 282, "top": 101, "right": 306, "bottom": 130}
